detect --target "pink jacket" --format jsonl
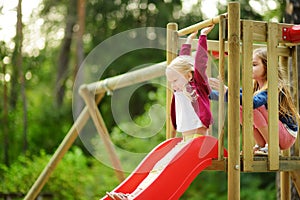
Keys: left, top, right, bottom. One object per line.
{"left": 170, "top": 35, "right": 213, "bottom": 129}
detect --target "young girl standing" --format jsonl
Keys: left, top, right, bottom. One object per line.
{"left": 166, "top": 25, "right": 214, "bottom": 140}
{"left": 209, "top": 47, "right": 300, "bottom": 154}
{"left": 106, "top": 26, "right": 215, "bottom": 200}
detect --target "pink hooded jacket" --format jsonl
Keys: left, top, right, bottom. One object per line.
{"left": 170, "top": 35, "right": 213, "bottom": 129}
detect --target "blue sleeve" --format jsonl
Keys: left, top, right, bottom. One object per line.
{"left": 252, "top": 91, "right": 268, "bottom": 109}
{"left": 211, "top": 89, "right": 267, "bottom": 109}
{"left": 238, "top": 89, "right": 267, "bottom": 108}
{"left": 209, "top": 89, "right": 229, "bottom": 102}
{"left": 209, "top": 90, "right": 220, "bottom": 100}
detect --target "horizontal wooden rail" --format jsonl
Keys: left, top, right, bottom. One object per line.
{"left": 177, "top": 13, "right": 227, "bottom": 36}
{"left": 85, "top": 61, "right": 166, "bottom": 95}
{"left": 177, "top": 39, "right": 291, "bottom": 57}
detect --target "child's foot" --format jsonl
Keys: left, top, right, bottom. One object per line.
{"left": 106, "top": 192, "right": 130, "bottom": 200}
{"left": 253, "top": 144, "right": 262, "bottom": 153}
{"left": 106, "top": 192, "right": 116, "bottom": 200}
{"left": 254, "top": 144, "right": 268, "bottom": 156}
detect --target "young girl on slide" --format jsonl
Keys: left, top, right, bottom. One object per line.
{"left": 209, "top": 47, "right": 300, "bottom": 155}
{"left": 106, "top": 25, "right": 214, "bottom": 200}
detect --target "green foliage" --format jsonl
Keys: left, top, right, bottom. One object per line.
{"left": 0, "top": 147, "right": 120, "bottom": 200}
{"left": 180, "top": 171, "right": 276, "bottom": 199}
{"left": 0, "top": 0, "right": 289, "bottom": 199}
{"left": 240, "top": 173, "right": 276, "bottom": 200}
{"left": 28, "top": 101, "right": 73, "bottom": 154}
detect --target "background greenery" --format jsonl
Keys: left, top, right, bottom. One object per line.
{"left": 0, "top": 0, "right": 295, "bottom": 199}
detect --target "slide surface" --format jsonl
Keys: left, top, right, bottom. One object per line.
{"left": 101, "top": 136, "right": 226, "bottom": 200}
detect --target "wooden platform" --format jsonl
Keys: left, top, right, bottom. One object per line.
{"left": 206, "top": 156, "right": 300, "bottom": 172}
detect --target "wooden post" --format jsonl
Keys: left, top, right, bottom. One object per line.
{"left": 242, "top": 20, "right": 254, "bottom": 171}
{"left": 291, "top": 170, "right": 300, "bottom": 195}
{"left": 227, "top": 2, "right": 240, "bottom": 200}
{"left": 267, "top": 22, "right": 279, "bottom": 170}
{"left": 280, "top": 55, "right": 291, "bottom": 200}
{"left": 24, "top": 94, "right": 104, "bottom": 200}
{"left": 291, "top": 46, "right": 299, "bottom": 156}
{"left": 166, "top": 23, "right": 178, "bottom": 139}
{"left": 79, "top": 85, "right": 125, "bottom": 181}
{"left": 218, "top": 14, "right": 226, "bottom": 159}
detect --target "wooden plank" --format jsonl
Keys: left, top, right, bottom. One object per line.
{"left": 79, "top": 86, "right": 125, "bottom": 181}
{"left": 166, "top": 23, "right": 178, "bottom": 139}
{"left": 205, "top": 159, "right": 227, "bottom": 171}
{"left": 291, "top": 46, "right": 300, "bottom": 156}
{"left": 206, "top": 157, "right": 300, "bottom": 172}
{"left": 87, "top": 61, "right": 167, "bottom": 94}
{"left": 240, "top": 157, "right": 300, "bottom": 172}
{"left": 227, "top": 3, "right": 241, "bottom": 200}
{"left": 267, "top": 22, "right": 280, "bottom": 170}
{"left": 179, "top": 39, "right": 290, "bottom": 57}
{"left": 290, "top": 170, "right": 300, "bottom": 195}
{"left": 281, "top": 171, "right": 291, "bottom": 200}
{"left": 241, "top": 20, "right": 254, "bottom": 171}
{"left": 251, "top": 21, "right": 267, "bottom": 42}
{"left": 218, "top": 15, "right": 226, "bottom": 160}
{"left": 25, "top": 94, "right": 104, "bottom": 200}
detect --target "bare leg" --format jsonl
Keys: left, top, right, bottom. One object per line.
{"left": 253, "top": 126, "right": 268, "bottom": 147}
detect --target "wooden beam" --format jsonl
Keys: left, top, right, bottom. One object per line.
{"left": 79, "top": 86, "right": 125, "bottom": 181}
{"left": 241, "top": 20, "right": 254, "bottom": 172}
{"left": 24, "top": 94, "right": 104, "bottom": 200}
{"left": 166, "top": 23, "right": 178, "bottom": 139}
{"left": 177, "top": 14, "right": 227, "bottom": 36}
{"left": 87, "top": 61, "right": 166, "bottom": 95}
{"left": 291, "top": 46, "right": 300, "bottom": 156}
{"left": 290, "top": 170, "right": 300, "bottom": 195}
{"left": 227, "top": 2, "right": 241, "bottom": 200}
{"left": 247, "top": 158, "right": 300, "bottom": 172}
{"left": 218, "top": 14, "right": 226, "bottom": 160}
{"left": 267, "top": 22, "right": 280, "bottom": 170}
{"left": 205, "top": 159, "right": 227, "bottom": 171}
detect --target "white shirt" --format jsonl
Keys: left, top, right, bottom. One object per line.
{"left": 174, "top": 91, "right": 203, "bottom": 132}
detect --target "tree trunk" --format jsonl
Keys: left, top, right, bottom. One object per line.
{"left": 10, "top": 3, "right": 23, "bottom": 109}
{"left": 55, "top": 0, "right": 77, "bottom": 107}
{"left": 76, "top": 0, "right": 85, "bottom": 77}
{"left": 73, "top": 0, "right": 86, "bottom": 114}
{"left": 16, "top": 0, "right": 28, "bottom": 154}
{"left": 2, "top": 59, "right": 9, "bottom": 166}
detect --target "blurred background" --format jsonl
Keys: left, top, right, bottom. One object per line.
{"left": 0, "top": 0, "right": 299, "bottom": 199}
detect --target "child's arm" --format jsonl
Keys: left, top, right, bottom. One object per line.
{"left": 194, "top": 26, "right": 214, "bottom": 93}
{"left": 179, "top": 32, "right": 197, "bottom": 55}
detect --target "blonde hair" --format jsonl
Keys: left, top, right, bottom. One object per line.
{"left": 253, "top": 47, "right": 300, "bottom": 123}
{"left": 167, "top": 55, "right": 198, "bottom": 101}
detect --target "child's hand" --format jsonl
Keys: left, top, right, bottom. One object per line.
{"left": 209, "top": 77, "right": 228, "bottom": 92}
{"left": 188, "top": 31, "right": 198, "bottom": 40}
{"left": 185, "top": 31, "right": 198, "bottom": 44}
{"left": 201, "top": 25, "right": 215, "bottom": 35}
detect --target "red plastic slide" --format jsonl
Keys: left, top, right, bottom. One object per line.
{"left": 101, "top": 136, "right": 226, "bottom": 200}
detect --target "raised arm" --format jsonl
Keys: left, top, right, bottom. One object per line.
{"left": 194, "top": 26, "right": 214, "bottom": 93}
{"left": 179, "top": 32, "right": 197, "bottom": 56}
{"left": 194, "top": 34, "right": 208, "bottom": 78}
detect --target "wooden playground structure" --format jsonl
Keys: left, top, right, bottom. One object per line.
{"left": 25, "top": 2, "right": 300, "bottom": 200}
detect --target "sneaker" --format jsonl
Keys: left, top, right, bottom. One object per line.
{"left": 254, "top": 144, "right": 268, "bottom": 156}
